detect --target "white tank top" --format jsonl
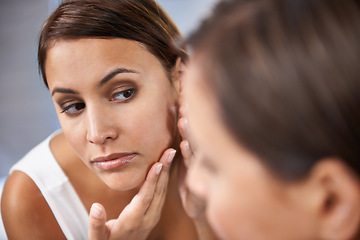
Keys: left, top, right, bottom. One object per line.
{"left": 10, "top": 130, "right": 89, "bottom": 240}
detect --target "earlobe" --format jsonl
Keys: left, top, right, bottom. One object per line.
{"left": 312, "top": 159, "right": 360, "bottom": 240}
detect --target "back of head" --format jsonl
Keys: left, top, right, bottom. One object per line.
{"left": 38, "top": 0, "right": 183, "bottom": 87}
{"left": 188, "top": 0, "right": 360, "bottom": 180}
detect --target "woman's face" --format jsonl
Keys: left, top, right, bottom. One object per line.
{"left": 46, "top": 38, "right": 179, "bottom": 191}
{"left": 183, "top": 57, "right": 317, "bottom": 240}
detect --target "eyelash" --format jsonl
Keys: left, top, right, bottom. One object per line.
{"left": 60, "top": 102, "right": 85, "bottom": 115}
{"left": 110, "top": 88, "right": 136, "bottom": 102}
{"left": 60, "top": 88, "right": 136, "bottom": 116}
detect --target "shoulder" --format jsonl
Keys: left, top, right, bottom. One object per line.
{"left": 1, "top": 171, "right": 66, "bottom": 239}
{"left": 9, "top": 132, "right": 59, "bottom": 174}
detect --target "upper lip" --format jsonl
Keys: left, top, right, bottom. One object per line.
{"left": 91, "top": 152, "right": 136, "bottom": 162}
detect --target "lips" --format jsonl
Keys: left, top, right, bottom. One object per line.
{"left": 91, "top": 153, "right": 137, "bottom": 171}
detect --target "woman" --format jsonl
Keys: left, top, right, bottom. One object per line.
{"left": 181, "top": 0, "right": 360, "bottom": 239}
{"left": 1, "top": 0, "right": 213, "bottom": 239}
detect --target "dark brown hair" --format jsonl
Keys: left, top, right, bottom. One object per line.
{"left": 38, "top": 0, "right": 184, "bottom": 87}
{"left": 188, "top": 0, "right": 360, "bottom": 180}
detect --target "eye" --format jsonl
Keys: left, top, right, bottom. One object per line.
{"left": 61, "top": 102, "right": 85, "bottom": 116}
{"left": 111, "top": 88, "right": 135, "bottom": 102}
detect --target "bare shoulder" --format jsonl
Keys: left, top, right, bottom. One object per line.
{"left": 1, "top": 170, "right": 66, "bottom": 240}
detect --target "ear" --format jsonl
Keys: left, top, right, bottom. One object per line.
{"left": 171, "top": 57, "right": 186, "bottom": 95}
{"left": 311, "top": 159, "right": 360, "bottom": 240}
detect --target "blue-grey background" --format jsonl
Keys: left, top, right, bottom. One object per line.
{"left": 0, "top": 0, "right": 218, "bottom": 239}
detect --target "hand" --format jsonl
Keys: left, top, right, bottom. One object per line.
{"left": 177, "top": 105, "right": 219, "bottom": 240}
{"left": 177, "top": 116, "right": 206, "bottom": 219}
{"left": 88, "top": 148, "right": 176, "bottom": 240}
{"left": 177, "top": 103, "right": 206, "bottom": 219}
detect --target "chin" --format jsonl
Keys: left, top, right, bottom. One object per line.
{"left": 101, "top": 172, "right": 145, "bottom": 191}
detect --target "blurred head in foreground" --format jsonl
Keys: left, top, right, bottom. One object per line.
{"left": 183, "top": 0, "right": 360, "bottom": 239}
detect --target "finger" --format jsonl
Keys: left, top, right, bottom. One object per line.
{"left": 177, "top": 154, "right": 187, "bottom": 198}
{"left": 179, "top": 102, "right": 189, "bottom": 118}
{"left": 143, "top": 149, "right": 176, "bottom": 219}
{"left": 180, "top": 140, "right": 192, "bottom": 167}
{"left": 88, "top": 203, "right": 109, "bottom": 240}
{"left": 157, "top": 148, "right": 176, "bottom": 170}
{"left": 120, "top": 162, "right": 163, "bottom": 221}
{"left": 178, "top": 117, "right": 195, "bottom": 152}
{"left": 137, "top": 148, "right": 177, "bottom": 206}
{"left": 135, "top": 161, "right": 165, "bottom": 211}
{"left": 178, "top": 117, "right": 189, "bottom": 140}
{"left": 116, "top": 149, "right": 175, "bottom": 234}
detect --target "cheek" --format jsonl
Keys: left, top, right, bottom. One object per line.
{"left": 58, "top": 116, "right": 88, "bottom": 160}
{"left": 127, "top": 94, "right": 177, "bottom": 157}
{"left": 206, "top": 173, "right": 275, "bottom": 240}
{"left": 207, "top": 172, "right": 310, "bottom": 240}
{"left": 206, "top": 178, "right": 243, "bottom": 240}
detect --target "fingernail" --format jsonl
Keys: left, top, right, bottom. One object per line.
{"left": 182, "top": 118, "right": 188, "bottom": 128}
{"left": 184, "top": 140, "right": 190, "bottom": 150}
{"left": 168, "top": 150, "right": 177, "bottom": 163}
{"left": 90, "top": 203, "right": 102, "bottom": 219}
{"left": 156, "top": 163, "right": 163, "bottom": 175}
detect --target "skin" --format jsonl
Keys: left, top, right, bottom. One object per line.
{"left": 47, "top": 38, "right": 178, "bottom": 191}
{"left": 1, "top": 38, "right": 199, "bottom": 240}
{"left": 181, "top": 56, "right": 360, "bottom": 240}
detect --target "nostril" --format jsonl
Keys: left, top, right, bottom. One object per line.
{"left": 87, "top": 137, "right": 96, "bottom": 144}
{"left": 87, "top": 128, "right": 118, "bottom": 144}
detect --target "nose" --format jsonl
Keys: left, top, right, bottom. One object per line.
{"left": 86, "top": 107, "right": 118, "bottom": 144}
{"left": 186, "top": 154, "right": 209, "bottom": 200}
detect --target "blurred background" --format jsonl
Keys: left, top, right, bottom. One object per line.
{"left": 0, "top": 0, "right": 218, "bottom": 239}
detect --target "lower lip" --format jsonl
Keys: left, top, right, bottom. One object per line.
{"left": 92, "top": 154, "right": 136, "bottom": 171}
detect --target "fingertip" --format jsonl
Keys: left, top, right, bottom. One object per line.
{"left": 180, "top": 140, "right": 190, "bottom": 152}
{"left": 168, "top": 149, "right": 176, "bottom": 163}
{"left": 90, "top": 203, "right": 104, "bottom": 219}
{"left": 89, "top": 203, "right": 107, "bottom": 240}
{"left": 178, "top": 117, "right": 188, "bottom": 131}
{"left": 155, "top": 163, "right": 163, "bottom": 175}
{"left": 180, "top": 141, "right": 191, "bottom": 165}
{"left": 159, "top": 148, "right": 177, "bottom": 164}
{"left": 182, "top": 117, "right": 188, "bottom": 127}
{"left": 177, "top": 119, "right": 184, "bottom": 135}
{"left": 178, "top": 117, "right": 183, "bottom": 127}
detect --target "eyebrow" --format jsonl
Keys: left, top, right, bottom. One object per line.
{"left": 51, "top": 88, "right": 79, "bottom": 96}
{"left": 51, "top": 67, "right": 139, "bottom": 96}
{"left": 98, "top": 67, "right": 139, "bottom": 88}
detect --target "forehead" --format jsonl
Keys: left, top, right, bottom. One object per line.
{"left": 45, "top": 38, "right": 166, "bottom": 88}
{"left": 46, "top": 38, "right": 151, "bottom": 68}
{"left": 183, "top": 57, "right": 225, "bottom": 146}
